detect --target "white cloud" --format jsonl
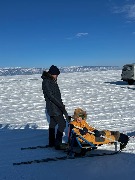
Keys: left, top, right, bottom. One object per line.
{"left": 123, "top": 4, "right": 135, "bottom": 19}
{"left": 66, "top": 33, "right": 88, "bottom": 40}
{"left": 75, "top": 33, "right": 88, "bottom": 38}
{"left": 113, "top": 3, "right": 135, "bottom": 20}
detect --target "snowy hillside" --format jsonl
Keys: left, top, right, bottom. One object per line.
{"left": 0, "top": 66, "right": 120, "bottom": 76}
{"left": 0, "top": 70, "right": 135, "bottom": 180}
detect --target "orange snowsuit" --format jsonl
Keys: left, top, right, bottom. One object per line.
{"left": 70, "top": 120, "right": 120, "bottom": 145}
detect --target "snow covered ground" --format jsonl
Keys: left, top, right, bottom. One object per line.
{"left": 0, "top": 70, "right": 135, "bottom": 180}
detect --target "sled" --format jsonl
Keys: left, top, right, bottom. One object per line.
{"left": 67, "top": 128, "right": 119, "bottom": 157}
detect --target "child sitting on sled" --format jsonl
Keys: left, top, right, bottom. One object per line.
{"left": 69, "top": 108, "right": 129, "bottom": 150}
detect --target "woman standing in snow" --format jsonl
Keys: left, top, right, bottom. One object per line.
{"left": 41, "top": 65, "right": 69, "bottom": 150}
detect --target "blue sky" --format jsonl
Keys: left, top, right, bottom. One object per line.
{"left": 0, "top": 0, "right": 135, "bottom": 68}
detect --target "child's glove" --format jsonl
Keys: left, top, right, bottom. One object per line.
{"left": 79, "top": 127, "right": 88, "bottom": 135}
{"left": 93, "top": 130, "right": 106, "bottom": 137}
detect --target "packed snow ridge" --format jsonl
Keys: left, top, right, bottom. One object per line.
{"left": 0, "top": 66, "right": 120, "bottom": 76}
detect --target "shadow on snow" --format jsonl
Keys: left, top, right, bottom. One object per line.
{"left": 127, "top": 131, "right": 135, "bottom": 137}
{"left": 104, "top": 81, "right": 128, "bottom": 86}
{"left": 105, "top": 81, "right": 135, "bottom": 90}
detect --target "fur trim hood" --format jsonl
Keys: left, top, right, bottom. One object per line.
{"left": 73, "top": 108, "right": 87, "bottom": 120}
{"left": 41, "top": 71, "right": 54, "bottom": 81}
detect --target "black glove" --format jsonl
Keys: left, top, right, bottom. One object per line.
{"left": 65, "top": 116, "right": 72, "bottom": 123}
{"left": 66, "top": 116, "right": 72, "bottom": 123}
{"left": 93, "top": 130, "right": 100, "bottom": 137}
{"left": 64, "top": 111, "right": 71, "bottom": 123}
{"left": 93, "top": 130, "right": 106, "bottom": 137}
{"left": 79, "top": 127, "right": 88, "bottom": 135}
{"left": 99, "top": 131, "right": 106, "bottom": 136}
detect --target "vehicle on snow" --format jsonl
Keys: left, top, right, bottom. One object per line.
{"left": 121, "top": 63, "right": 135, "bottom": 85}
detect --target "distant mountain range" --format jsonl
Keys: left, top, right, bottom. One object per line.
{"left": 0, "top": 66, "right": 121, "bottom": 76}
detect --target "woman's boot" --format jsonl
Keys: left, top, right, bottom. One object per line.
{"left": 49, "top": 128, "right": 55, "bottom": 147}
{"left": 55, "top": 130, "right": 68, "bottom": 150}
